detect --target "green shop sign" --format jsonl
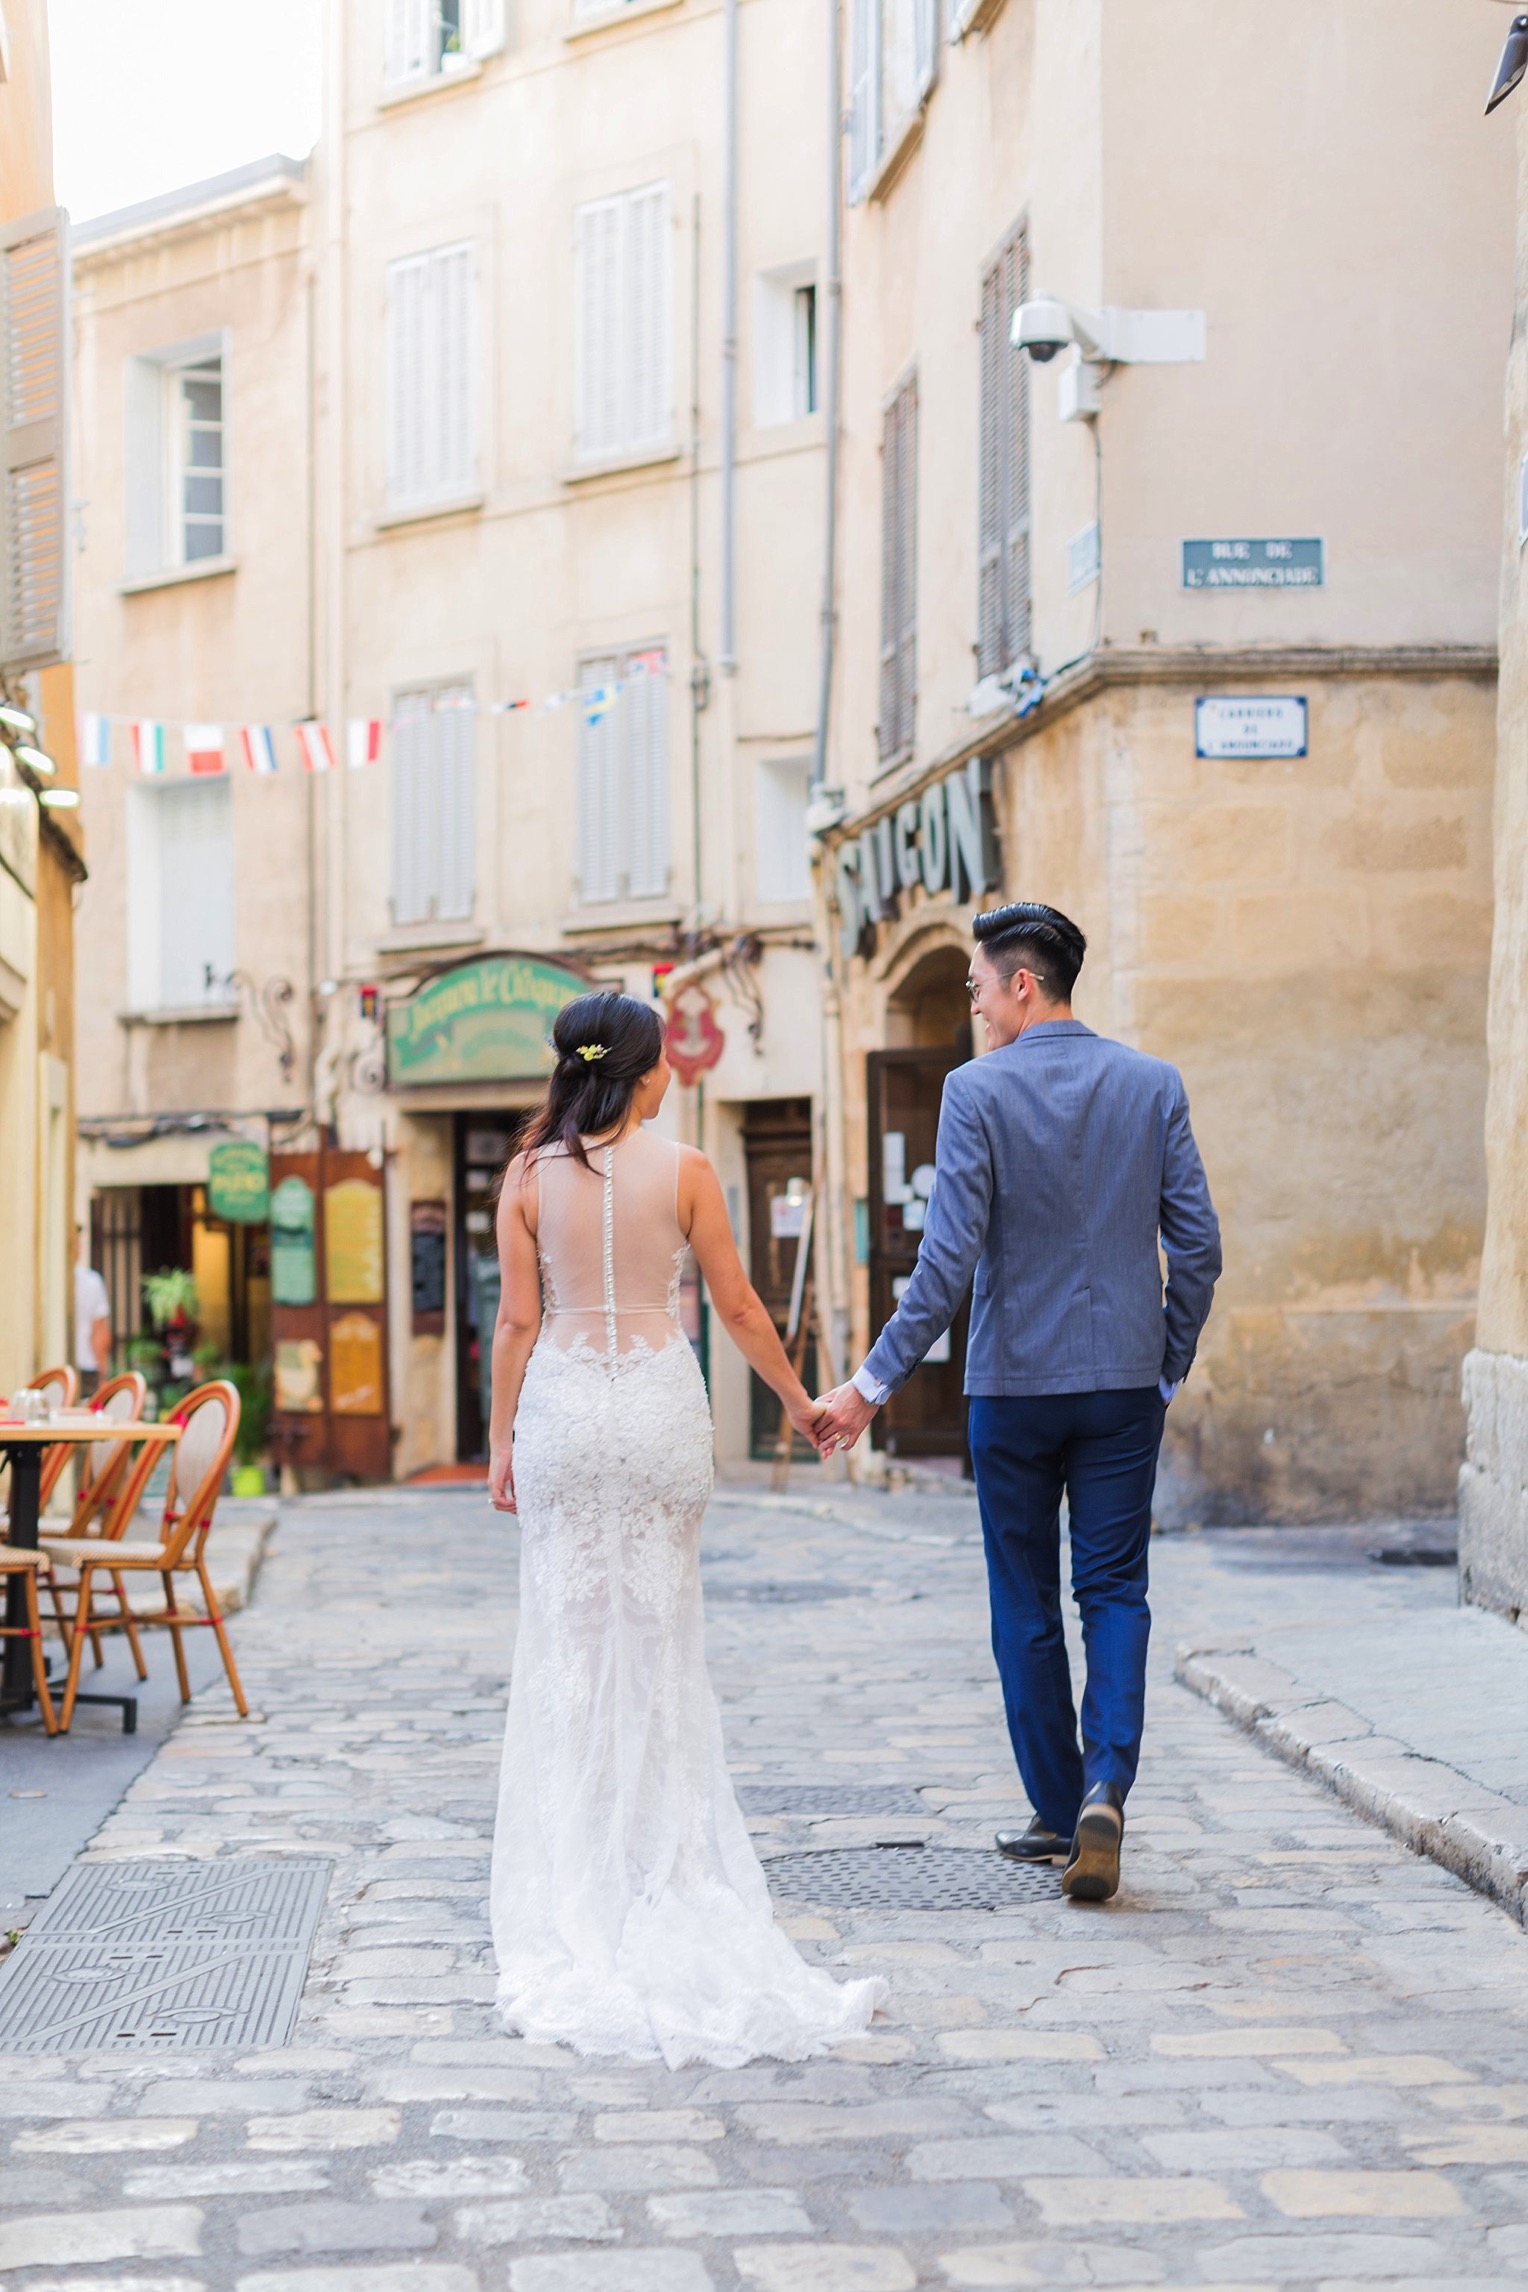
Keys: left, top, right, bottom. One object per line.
{"left": 386, "top": 955, "right": 589, "bottom": 1087}
{"left": 270, "top": 1174, "right": 316, "bottom": 1306}
{"left": 207, "top": 1140, "right": 270, "bottom": 1224}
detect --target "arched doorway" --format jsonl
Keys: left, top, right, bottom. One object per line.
{"left": 868, "top": 941, "right": 974, "bottom": 1460}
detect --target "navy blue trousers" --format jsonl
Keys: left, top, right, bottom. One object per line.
{"left": 968, "top": 1387, "right": 1164, "bottom": 1838}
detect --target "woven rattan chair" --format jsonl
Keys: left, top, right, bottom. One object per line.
{"left": 39, "top": 1371, "right": 151, "bottom": 1675}
{"left": 0, "top": 1550, "right": 58, "bottom": 1733}
{"left": 47, "top": 1381, "right": 247, "bottom": 1732}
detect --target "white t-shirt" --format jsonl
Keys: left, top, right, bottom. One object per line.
{"left": 74, "top": 1264, "right": 111, "bottom": 1372}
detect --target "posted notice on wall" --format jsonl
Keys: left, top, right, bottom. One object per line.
{"left": 1194, "top": 696, "right": 1308, "bottom": 760}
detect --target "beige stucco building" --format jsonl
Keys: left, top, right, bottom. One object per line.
{"left": 820, "top": 0, "right": 1513, "bottom": 1517}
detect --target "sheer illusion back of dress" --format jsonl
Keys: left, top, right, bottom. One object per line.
{"left": 490, "top": 1127, "right": 883, "bottom": 2068}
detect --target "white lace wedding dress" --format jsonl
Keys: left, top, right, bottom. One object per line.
{"left": 490, "top": 1128, "right": 885, "bottom": 2068}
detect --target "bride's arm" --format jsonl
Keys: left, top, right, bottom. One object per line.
{"left": 679, "top": 1148, "right": 824, "bottom": 1447}
{"left": 488, "top": 1152, "right": 542, "bottom": 1512}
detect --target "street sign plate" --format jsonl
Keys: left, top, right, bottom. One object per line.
{"left": 1195, "top": 696, "right": 1308, "bottom": 759}
{"left": 1183, "top": 537, "right": 1323, "bottom": 589}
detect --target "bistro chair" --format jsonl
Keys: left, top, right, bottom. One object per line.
{"left": 38, "top": 1371, "right": 151, "bottom": 1675}
{"left": 0, "top": 1362, "right": 84, "bottom": 1531}
{"left": 38, "top": 1366, "right": 143, "bottom": 1517}
{"left": 0, "top": 1549, "right": 59, "bottom": 1733}
{"left": 44, "top": 1380, "right": 248, "bottom": 1733}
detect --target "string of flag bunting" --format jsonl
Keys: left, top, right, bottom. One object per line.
{"left": 76, "top": 654, "right": 668, "bottom": 779}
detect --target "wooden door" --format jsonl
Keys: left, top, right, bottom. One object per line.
{"left": 742, "top": 1099, "right": 818, "bottom": 1458}
{"left": 867, "top": 1049, "right": 970, "bottom": 1457}
{"left": 269, "top": 1148, "right": 391, "bottom": 1482}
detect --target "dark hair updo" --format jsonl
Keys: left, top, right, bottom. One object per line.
{"left": 521, "top": 990, "right": 666, "bottom": 1169}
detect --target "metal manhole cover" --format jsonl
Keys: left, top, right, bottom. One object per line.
{"left": 705, "top": 1581, "right": 858, "bottom": 1603}
{"left": 765, "top": 1845, "right": 1060, "bottom": 1911}
{"left": 738, "top": 1784, "right": 931, "bottom": 1819}
{"left": 0, "top": 1858, "right": 331, "bottom": 2054}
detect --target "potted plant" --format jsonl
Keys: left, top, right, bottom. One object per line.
{"left": 224, "top": 1361, "right": 273, "bottom": 1497}
{"left": 142, "top": 1267, "right": 199, "bottom": 1396}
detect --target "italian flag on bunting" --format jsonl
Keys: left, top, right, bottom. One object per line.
{"left": 131, "top": 721, "right": 164, "bottom": 776}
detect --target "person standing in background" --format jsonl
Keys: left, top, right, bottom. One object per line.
{"left": 74, "top": 1225, "right": 112, "bottom": 1398}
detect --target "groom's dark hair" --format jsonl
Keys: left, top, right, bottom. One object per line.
{"left": 972, "top": 902, "right": 1086, "bottom": 1002}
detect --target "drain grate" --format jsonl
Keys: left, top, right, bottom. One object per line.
{"left": 737, "top": 1784, "right": 931, "bottom": 1819}
{"left": 706, "top": 1580, "right": 858, "bottom": 1604}
{"left": 764, "top": 1844, "right": 1060, "bottom": 1911}
{"left": 0, "top": 1857, "right": 331, "bottom": 2054}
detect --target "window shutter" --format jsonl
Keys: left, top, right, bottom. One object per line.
{"left": 577, "top": 656, "right": 622, "bottom": 902}
{"left": 437, "top": 243, "right": 476, "bottom": 496}
{"left": 388, "top": 253, "right": 427, "bottom": 506}
{"left": 625, "top": 183, "right": 672, "bottom": 457}
{"left": 1003, "top": 229, "right": 1032, "bottom": 663}
{"left": 574, "top": 197, "right": 623, "bottom": 462}
{"left": 434, "top": 687, "right": 476, "bottom": 920}
{"left": 390, "top": 689, "right": 432, "bottom": 924}
{"left": 388, "top": 243, "right": 474, "bottom": 508}
{"left": 879, "top": 377, "right": 916, "bottom": 760}
{"left": 848, "top": 0, "right": 879, "bottom": 203}
{"left": 0, "top": 206, "right": 68, "bottom": 671}
{"left": 913, "top": 0, "right": 937, "bottom": 101}
{"left": 386, "top": 0, "right": 433, "bottom": 85}
{"left": 622, "top": 652, "right": 670, "bottom": 898}
{"left": 976, "top": 261, "right": 1002, "bottom": 678}
{"left": 157, "top": 781, "right": 234, "bottom": 1007}
{"left": 463, "top": 0, "right": 507, "bottom": 57}
{"left": 976, "top": 226, "right": 1030, "bottom": 677}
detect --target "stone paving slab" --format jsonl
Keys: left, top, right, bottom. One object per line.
{"left": 4, "top": 1487, "right": 1528, "bottom": 2289}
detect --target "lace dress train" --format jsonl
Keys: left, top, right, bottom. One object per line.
{"left": 490, "top": 1130, "right": 884, "bottom": 2068}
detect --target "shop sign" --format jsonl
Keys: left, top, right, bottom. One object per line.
{"left": 325, "top": 1176, "right": 385, "bottom": 1304}
{"left": 386, "top": 954, "right": 589, "bottom": 1087}
{"left": 834, "top": 754, "right": 1001, "bottom": 958}
{"left": 270, "top": 1175, "right": 316, "bottom": 1306}
{"left": 207, "top": 1140, "right": 270, "bottom": 1224}
{"left": 1195, "top": 696, "right": 1308, "bottom": 760}
{"left": 1182, "top": 537, "right": 1323, "bottom": 589}
{"left": 329, "top": 1311, "right": 384, "bottom": 1415}
{"left": 666, "top": 984, "right": 725, "bottom": 1086}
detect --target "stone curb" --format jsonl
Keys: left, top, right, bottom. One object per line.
{"left": 1174, "top": 1637, "right": 1528, "bottom": 1926}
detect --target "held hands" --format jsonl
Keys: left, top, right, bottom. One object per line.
{"left": 488, "top": 1444, "right": 517, "bottom": 1513}
{"left": 812, "top": 1381, "right": 878, "bottom": 1456}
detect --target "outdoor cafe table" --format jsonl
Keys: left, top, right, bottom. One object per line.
{"left": 0, "top": 1418, "right": 181, "bottom": 1733}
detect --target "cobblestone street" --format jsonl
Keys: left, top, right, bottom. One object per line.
{"left": 3, "top": 1478, "right": 1528, "bottom": 2291}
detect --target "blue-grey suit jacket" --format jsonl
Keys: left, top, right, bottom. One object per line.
{"left": 863, "top": 1021, "right": 1221, "bottom": 1399}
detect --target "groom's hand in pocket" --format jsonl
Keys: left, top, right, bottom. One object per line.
{"left": 815, "top": 1382, "right": 877, "bottom": 1455}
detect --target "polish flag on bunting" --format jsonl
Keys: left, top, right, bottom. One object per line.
{"left": 78, "top": 712, "right": 111, "bottom": 767}
{"left": 185, "top": 724, "right": 226, "bottom": 776}
{"left": 239, "top": 725, "right": 278, "bottom": 775}
{"left": 132, "top": 721, "right": 164, "bottom": 776}
{"left": 346, "top": 718, "right": 382, "bottom": 770}
{"left": 296, "top": 720, "right": 334, "bottom": 774}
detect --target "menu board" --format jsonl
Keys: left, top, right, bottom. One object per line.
{"left": 270, "top": 1176, "right": 316, "bottom": 1306}
{"left": 329, "top": 1312, "right": 384, "bottom": 1416}
{"left": 325, "top": 1177, "right": 384, "bottom": 1304}
{"left": 274, "top": 1336, "right": 323, "bottom": 1413}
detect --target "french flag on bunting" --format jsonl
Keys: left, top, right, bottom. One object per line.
{"left": 185, "top": 724, "right": 226, "bottom": 776}
{"left": 132, "top": 721, "right": 164, "bottom": 776}
{"left": 239, "top": 725, "right": 278, "bottom": 775}
{"left": 78, "top": 712, "right": 111, "bottom": 767}
{"left": 346, "top": 718, "right": 382, "bottom": 770}
{"left": 296, "top": 720, "right": 335, "bottom": 774}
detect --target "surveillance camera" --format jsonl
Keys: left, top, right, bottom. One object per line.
{"left": 1011, "top": 298, "right": 1077, "bottom": 364}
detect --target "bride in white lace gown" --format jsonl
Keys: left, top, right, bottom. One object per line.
{"left": 486, "top": 991, "right": 885, "bottom": 2067}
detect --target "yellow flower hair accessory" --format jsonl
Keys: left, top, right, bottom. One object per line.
{"left": 575, "top": 1043, "right": 608, "bottom": 1062}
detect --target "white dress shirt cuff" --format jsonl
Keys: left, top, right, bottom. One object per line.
{"left": 852, "top": 1364, "right": 891, "bottom": 1408}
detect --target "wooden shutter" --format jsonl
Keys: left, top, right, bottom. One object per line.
{"left": 390, "top": 689, "right": 432, "bottom": 923}
{"left": 574, "top": 197, "right": 624, "bottom": 462}
{"left": 0, "top": 207, "right": 68, "bottom": 671}
{"left": 848, "top": 0, "right": 879, "bottom": 203}
{"left": 625, "top": 183, "right": 672, "bottom": 456}
{"left": 388, "top": 244, "right": 474, "bottom": 508}
{"left": 976, "top": 260, "right": 1003, "bottom": 678}
{"left": 577, "top": 656, "right": 622, "bottom": 902}
{"left": 388, "top": 253, "right": 427, "bottom": 506}
{"left": 878, "top": 376, "right": 916, "bottom": 761}
{"left": 434, "top": 686, "right": 476, "bottom": 920}
{"left": 435, "top": 243, "right": 475, "bottom": 497}
{"left": 622, "top": 650, "right": 670, "bottom": 899}
{"left": 463, "top": 0, "right": 507, "bottom": 56}
{"left": 1002, "top": 229, "right": 1032, "bottom": 665}
{"left": 913, "top": 0, "right": 937, "bottom": 101}
{"left": 386, "top": 0, "right": 433, "bottom": 85}
{"left": 157, "top": 781, "right": 234, "bottom": 1008}
{"left": 976, "top": 226, "right": 1031, "bottom": 677}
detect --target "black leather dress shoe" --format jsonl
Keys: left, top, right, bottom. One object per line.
{"left": 995, "top": 1816, "right": 1069, "bottom": 1865}
{"left": 1061, "top": 1781, "right": 1124, "bottom": 1902}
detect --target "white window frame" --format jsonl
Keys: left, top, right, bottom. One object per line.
{"left": 164, "top": 354, "right": 226, "bottom": 567}
{"left": 576, "top": 644, "right": 671, "bottom": 906}
{"left": 754, "top": 756, "right": 812, "bottom": 905}
{"left": 752, "top": 261, "right": 819, "bottom": 428}
{"left": 573, "top": 182, "right": 674, "bottom": 468}
{"left": 126, "top": 777, "right": 236, "bottom": 1015}
{"left": 123, "top": 329, "right": 231, "bottom": 584}
{"left": 848, "top": 0, "right": 938, "bottom": 205}
{"left": 384, "top": 0, "right": 505, "bottom": 94}
{"left": 386, "top": 241, "right": 478, "bottom": 516}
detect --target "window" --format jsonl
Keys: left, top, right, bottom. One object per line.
{"left": 387, "top": 242, "right": 476, "bottom": 512}
{"left": 574, "top": 183, "right": 673, "bottom": 465}
{"left": 390, "top": 683, "right": 475, "bottom": 926}
{"left": 0, "top": 204, "right": 69, "bottom": 668}
{"left": 126, "top": 779, "right": 235, "bottom": 1012}
{"left": 976, "top": 225, "right": 1031, "bottom": 678}
{"left": 577, "top": 646, "right": 670, "bottom": 904}
{"left": 169, "top": 359, "right": 225, "bottom": 563}
{"left": 848, "top": 0, "right": 938, "bottom": 204}
{"left": 755, "top": 758, "right": 811, "bottom": 903}
{"left": 385, "top": 0, "right": 505, "bottom": 89}
{"left": 753, "top": 264, "right": 818, "bottom": 426}
{"left": 124, "top": 333, "right": 228, "bottom": 580}
{"left": 878, "top": 374, "right": 917, "bottom": 763}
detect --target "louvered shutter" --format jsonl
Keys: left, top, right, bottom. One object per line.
{"left": 848, "top": 0, "right": 879, "bottom": 203}
{"left": 1003, "top": 230, "right": 1032, "bottom": 663}
{"left": 389, "top": 244, "right": 474, "bottom": 507}
{"left": 623, "top": 651, "right": 670, "bottom": 898}
{"left": 0, "top": 207, "right": 68, "bottom": 671}
{"left": 390, "top": 689, "right": 432, "bottom": 924}
{"left": 463, "top": 0, "right": 507, "bottom": 57}
{"left": 913, "top": 0, "right": 937, "bottom": 100}
{"left": 436, "top": 243, "right": 475, "bottom": 496}
{"left": 577, "top": 657, "right": 621, "bottom": 902}
{"left": 434, "top": 685, "right": 475, "bottom": 919}
{"left": 976, "top": 261, "right": 1003, "bottom": 677}
{"left": 625, "top": 183, "right": 672, "bottom": 456}
{"left": 158, "top": 781, "right": 234, "bottom": 1007}
{"left": 386, "top": 0, "right": 433, "bottom": 85}
{"left": 878, "top": 377, "right": 916, "bottom": 760}
{"left": 574, "top": 198, "right": 624, "bottom": 461}
{"left": 388, "top": 253, "right": 427, "bottom": 506}
{"left": 976, "top": 227, "right": 1031, "bottom": 676}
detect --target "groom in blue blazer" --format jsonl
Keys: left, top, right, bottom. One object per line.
{"left": 816, "top": 902, "right": 1221, "bottom": 1901}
